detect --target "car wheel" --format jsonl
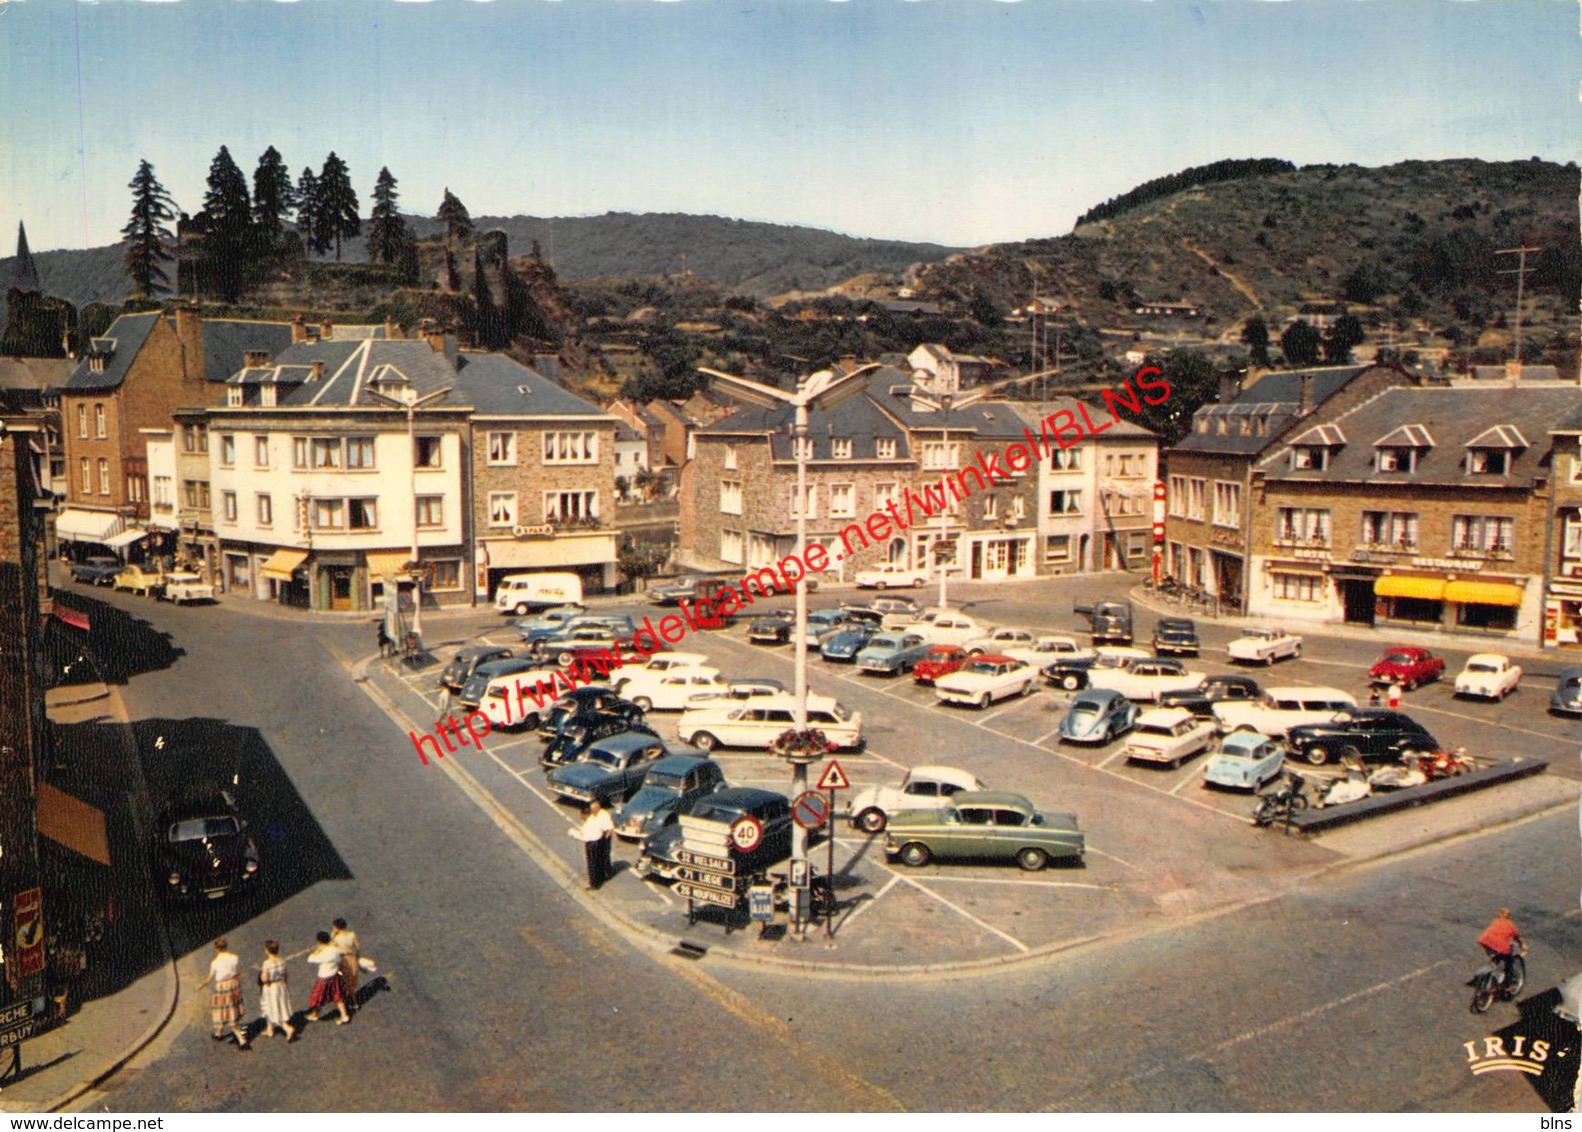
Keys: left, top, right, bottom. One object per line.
{"left": 1021, "top": 682, "right": 1034, "bottom": 697}
{"left": 692, "top": 732, "right": 718, "bottom": 752}
{"left": 898, "top": 842, "right": 932, "bottom": 868}
{"left": 1265, "top": 653, "right": 1276, "bottom": 667}
{"left": 631, "top": 697, "right": 653, "bottom": 713}
{"left": 977, "top": 692, "right": 991, "bottom": 710}
{"left": 1292, "top": 644, "right": 1302, "bottom": 658}
{"left": 558, "top": 651, "right": 577, "bottom": 668}
{"left": 1304, "top": 745, "right": 1331, "bottom": 766}
{"left": 876, "top": 581, "right": 888, "bottom": 590}
{"left": 1060, "top": 673, "right": 1082, "bottom": 691}
{"left": 1404, "top": 678, "right": 1417, "bottom": 692}
{"left": 1016, "top": 847, "right": 1048, "bottom": 872}
{"left": 856, "top": 808, "right": 887, "bottom": 834}
{"left": 514, "top": 602, "right": 529, "bottom": 616}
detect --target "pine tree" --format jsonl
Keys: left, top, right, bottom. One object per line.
{"left": 201, "top": 145, "right": 253, "bottom": 300}
{"left": 1281, "top": 320, "right": 1322, "bottom": 367}
{"left": 316, "top": 152, "right": 361, "bottom": 262}
{"left": 1324, "top": 312, "right": 1365, "bottom": 365}
{"left": 437, "top": 189, "right": 473, "bottom": 248}
{"left": 296, "top": 167, "right": 327, "bottom": 255}
{"left": 1240, "top": 314, "right": 1270, "bottom": 367}
{"left": 367, "top": 167, "right": 406, "bottom": 265}
{"left": 121, "top": 159, "right": 177, "bottom": 298}
{"left": 251, "top": 145, "right": 296, "bottom": 241}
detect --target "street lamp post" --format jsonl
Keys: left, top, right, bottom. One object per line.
{"left": 937, "top": 392, "right": 953, "bottom": 610}
{"left": 366, "top": 385, "right": 451, "bottom": 644}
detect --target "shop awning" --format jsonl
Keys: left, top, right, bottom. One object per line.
{"left": 365, "top": 551, "right": 410, "bottom": 580}
{"left": 1444, "top": 580, "right": 1524, "bottom": 607}
{"left": 484, "top": 532, "right": 617, "bottom": 570}
{"left": 37, "top": 782, "right": 111, "bottom": 866}
{"left": 102, "top": 528, "right": 150, "bottom": 550}
{"left": 259, "top": 547, "right": 308, "bottom": 581}
{"left": 54, "top": 509, "right": 122, "bottom": 542}
{"left": 1375, "top": 575, "right": 1446, "bottom": 601}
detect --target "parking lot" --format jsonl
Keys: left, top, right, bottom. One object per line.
{"left": 358, "top": 580, "right": 1580, "bottom": 969}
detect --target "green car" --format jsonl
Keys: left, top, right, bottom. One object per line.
{"left": 883, "top": 791, "right": 1084, "bottom": 872}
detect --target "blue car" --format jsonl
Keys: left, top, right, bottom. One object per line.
{"left": 804, "top": 609, "right": 852, "bottom": 646}
{"left": 1551, "top": 666, "right": 1582, "bottom": 716}
{"left": 856, "top": 632, "right": 931, "bottom": 676}
{"left": 821, "top": 623, "right": 879, "bottom": 662}
{"left": 1058, "top": 688, "right": 1138, "bottom": 745}
{"left": 1202, "top": 731, "right": 1286, "bottom": 791}
{"left": 514, "top": 606, "right": 588, "bottom": 644}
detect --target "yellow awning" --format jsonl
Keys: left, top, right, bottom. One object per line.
{"left": 37, "top": 783, "right": 111, "bottom": 866}
{"left": 1444, "top": 580, "right": 1524, "bottom": 607}
{"left": 259, "top": 547, "right": 309, "bottom": 581}
{"left": 1375, "top": 575, "right": 1446, "bottom": 601}
{"left": 365, "top": 551, "right": 410, "bottom": 580}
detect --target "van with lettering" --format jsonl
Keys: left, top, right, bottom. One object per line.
{"left": 494, "top": 572, "right": 584, "bottom": 616}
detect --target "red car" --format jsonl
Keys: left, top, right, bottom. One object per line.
{"left": 1368, "top": 646, "right": 1445, "bottom": 690}
{"left": 913, "top": 644, "right": 968, "bottom": 685}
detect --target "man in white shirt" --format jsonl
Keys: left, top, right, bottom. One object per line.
{"left": 570, "top": 800, "right": 616, "bottom": 890}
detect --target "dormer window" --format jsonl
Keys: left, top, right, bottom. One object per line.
{"left": 1464, "top": 425, "right": 1525, "bottom": 476}
{"left": 227, "top": 387, "right": 243, "bottom": 407}
{"left": 261, "top": 386, "right": 277, "bottom": 407}
{"left": 1291, "top": 447, "right": 1327, "bottom": 471}
{"left": 1377, "top": 447, "right": 1414, "bottom": 473}
{"left": 831, "top": 438, "right": 852, "bottom": 460}
{"left": 1466, "top": 449, "right": 1509, "bottom": 475}
{"left": 1286, "top": 424, "right": 1345, "bottom": 472}
{"left": 1372, "top": 424, "right": 1433, "bottom": 474}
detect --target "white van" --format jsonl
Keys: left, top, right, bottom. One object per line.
{"left": 494, "top": 572, "right": 584, "bottom": 615}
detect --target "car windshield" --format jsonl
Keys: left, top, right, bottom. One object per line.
{"left": 1467, "top": 662, "right": 1499, "bottom": 673}
{"left": 869, "top": 636, "right": 901, "bottom": 650}
{"left": 1136, "top": 724, "right": 1172, "bottom": 737}
{"left": 965, "top": 661, "right": 1000, "bottom": 675}
{"left": 587, "top": 748, "right": 628, "bottom": 768}
{"left": 1382, "top": 653, "right": 1416, "bottom": 665}
{"left": 926, "top": 648, "right": 958, "bottom": 659}
{"left": 1069, "top": 705, "right": 1101, "bottom": 719}
{"left": 645, "top": 770, "right": 686, "bottom": 790}
{"left": 168, "top": 816, "right": 239, "bottom": 842}
{"left": 690, "top": 801, "right": 746, "bottom": 823}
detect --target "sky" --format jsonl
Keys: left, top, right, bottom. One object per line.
{"left": 2, "top": 0, "right": 1578, "bottom": 255}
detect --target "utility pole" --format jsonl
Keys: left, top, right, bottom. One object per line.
{"left": 1496, "top": 246, "right": 1542, "bottom": 365}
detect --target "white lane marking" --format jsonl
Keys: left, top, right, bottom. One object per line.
{"left": 1407, "top": 700, "right": 1578, "bottom": 744}
{"left": 910, "top": 875, "right": 1112, "bottom": 892}
{"left": 836, "top": 873, "right": 900, "bottom": 931}
{"left": 1032, "top": 727, "right": 1066, "bottom": 747}
{"left": 1299, "top": 658, "right": 1368, "bottom": 669}
{"left": 1095, "top": 745, "right": 1133, "bottom": 771}
{"left": 643, "top": 879, "right": 675, "bottom": 906}
{"left": 1084, "top": 845, "right": 1145, "bottom": 872}
{"left": 894, "top": 875, "right": 1030, "bottom": 953}
{"left": 1211, "top": 960, "right": 1452, "bottom": 1053}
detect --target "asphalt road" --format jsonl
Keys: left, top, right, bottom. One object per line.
{"left": 72, "top": 576, "right": 1578, "bottom": 1112}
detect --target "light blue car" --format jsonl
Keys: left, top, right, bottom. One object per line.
{"left": 821, "top": 624, "right": 878, "bottom": 662}
{"left": 804, "top": 608, "right": 852, "bottom": 646}
{"left": 856, "top": 632, "right": 931, "bottom": 676}
{"left": 1550, "top": 666, "right": 1582, "bottom": 716}
{"left": 1057, "top": 688, "right": 1138, "bottom": 745}
{"left": 1202, "top": 730, "right": 1286, "bottom": 791}
{"left": 513, "top": 605, "right": 586, "bottom": 643}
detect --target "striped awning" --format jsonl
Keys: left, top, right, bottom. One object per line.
{"left": 1444, "top": 580, "right": 1524, "bottom": 607}
{"left": 54, "top": 509, "right": 123, "bottom": 542}
{"left": 365, "top": 551, "right": 410, "bottom": 580}
{"left": 1375, "top": 575, "right": 1446, "bottom": 601}
{"left": 259, "top": 547, "right": 308, "bottom": 581}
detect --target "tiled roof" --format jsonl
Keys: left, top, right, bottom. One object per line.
{"left": 65, "top": 312, "right": 161, "bottom": 391}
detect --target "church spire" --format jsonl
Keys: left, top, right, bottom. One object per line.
{"left": 10, "top": 221, "right": 40, "bottom": 295}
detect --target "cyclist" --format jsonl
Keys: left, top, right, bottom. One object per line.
{"left": 1477, "top": 908, "right": 1523, "bottom": 988}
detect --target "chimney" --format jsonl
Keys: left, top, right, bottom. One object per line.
{"left": 309, "top": 361, "right": 325, "bottom": 382}
{"left": 175, "top": 305, "right": 198, "bottom": 344}
{"left": 839, "top": 354, "right": 858, "bottom": 374}
{"left": 1505, "top": 358, "right": 1523, "bottom": 382}
{"left": 1218, "top": 373, "right": 1241, "bottom": 403}
{"left": 319, "top": 319, "right": 334, "bottom": 341}
{"left": 423, "top": 325, "right": 447, "bottom": 354}
{"left": 385, "top": 318, "right": 401, "bottom": 340}
{"left": 244, "top": 350, "right": 270, "bottom": 368}
{"left": 1299, "top": 373, "right": 1315, "bottom": 415}
{"left": 291, "top": 314, "right": 308, "bottom": 344}
{"left": 534, "top": 354, "right": 561, "bottom": 382}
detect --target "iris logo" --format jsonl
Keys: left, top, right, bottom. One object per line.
{"left": 1463, "top": 1035, "right": 1567, "bottom": 1076}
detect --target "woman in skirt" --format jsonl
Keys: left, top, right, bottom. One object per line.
{"left": 306, "top": 931, "right": 351, "bottom": 1024}
{"left": 331, "top": 918, "right": 361, "bottom": 1014}
{"left": 258, "top": 940, "right": 297, "bottom": 1041}
{"left": 197, "top": 938, "right": 250, "bottom": 1049}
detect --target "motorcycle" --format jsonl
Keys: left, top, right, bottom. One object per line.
{"left": 1315, "top": 764, "right": 1372, "bottom": 808}
{"left": 1253, "top": 771, "right": 1309, "bottom": 826}
{"left": 1470, "top": 940, "right": 1527, "bottom": 1013}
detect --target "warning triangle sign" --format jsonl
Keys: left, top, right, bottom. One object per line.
{"left": 816, "top": 760, "right": 851, "bottom": 791}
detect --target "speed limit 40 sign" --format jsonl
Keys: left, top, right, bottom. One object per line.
{"left": 729, "top": 815, "right": 764, "bottom": 853}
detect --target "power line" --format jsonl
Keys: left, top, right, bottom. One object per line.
{"left": 1495, "top": 245, "right": 1542, "bottom": 365}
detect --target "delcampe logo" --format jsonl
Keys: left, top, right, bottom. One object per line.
{"left": 1463, "top": 1034, "right": 1568, "bottom": 1077}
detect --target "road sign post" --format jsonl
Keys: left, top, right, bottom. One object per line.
{"left": 813, "top": 762, "right": 850, "bottom": 941}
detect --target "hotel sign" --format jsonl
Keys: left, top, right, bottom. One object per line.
{"left": 511, "top": 524, "right": 554, "bottom": 539}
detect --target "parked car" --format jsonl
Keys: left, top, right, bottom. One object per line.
{"left": 856, "top": 631, "right": 932, "bottom": 676}
{"left": 1202, "top": 731, "right": 1286, "bottom": 791}
{"left": 854, "top": 563, "right": 928, "bottom": 589}
{"left": 1284, "top": 709, "right": 1439, "bottom": 766}
{"left": 1212, "top": 686, "right": 1357, "bottom": 738}
{"left": 804, "top": 608, "right": 853, "bottom": 645}
{"left": 934, "top": 655, "right": 1036, "bottom": 708}
{"left": 1057, "top": 688, "right": 1139, "bottom": 745}
{"left": 637, "top": 787, "right": 794, "bottom": 880}
{"left": 1158, "top": 675, "right": 1263, "bottom": 720}
{"left": 839, "top": 606, "right": 887, "bottom": 629}
{"left": 1226, "top": 627, "right": 1303, "bottom": 666}
{"left": 616, "top": 667, "right": 727, "bottom": 712}
{"left": 460, "top": 657, "right": 557, "bottom": 711}
{"left": 494, "top": 572, "right": 583, "bottom": 615}
{"left": 820, "top": 623, "right": 879, "bottom": 662}
{"left": 1151, "top": 617, "right": 1201, "bottom": 656}
{"left": 883, "top": 791, "right": 1084, "bottom": 872}
{"left": 648, "top": 575, "right": 712, "bottom": 605}
{"left": 545, "top": 732, "right": 670, "bottom": 808}
{"left": 161, "top": 571, "right": 215, "bottom": 604}
{"left": 677, "top": 694, "right": 863, "bottom": 752}
{"left": 614, "top": 651, "right": 709, "bottom": 679}
{"left": 512, "top": 605, "right": 587, "bottom": 642}
{"left": 68, "top": 556, "right": 122, "bottom": 586}
{"left": 913, "top": 644, "right": 969, "bottom": 685}
{"left": 1075, "top": 599, "right": 1133, "bottom": 645}
{"left": 684, "top": 678, "right": 788, "bottom": 706}
{"left": 1002, "top": 636, "right": 1096, "bottom": 668}
{"left": 1368, "top": 646, "right": 1445, "bottom": 690}
{"left": 156, "top": 785, "right": 260, "bottom": 901}
{"left": 113, "top": 563, "right": 165, "bottom": 596}
{"left": 540, "top": 714, "right": 658, "bottom": 769}
{"left": 1453, "top": 653, "right": 1523, "bottom": 701}
{"left": 540, "top": 626, "right": 628, "bottom": 668}
{"left": 1550, "top": 666, "right": 1582, "bottom": 716}
{"left": 963, "top": 628, "right": 1038, "bottom": 656}
{"left": 867, "top": 596, "right": 923, "bottom": 628}
{"left": 539, "top": 686, "right": 644, "bottom": 738}
{"left": 845, "top": 765, "right": 986, "bottom": 833}
{"left": 476, "top": 666, "right": 563, "bottom": 730}
{"left": 691, "top": 578, "right": 741, "bottom": 627}
{"left": 902, "top": 610, "right": 993, "bottom": 647}
{"left": 440, "top": 645, "right": 517, "bottom": 692}
{"left": 747, "top": 614, "right": 795, "bottom": 645}
{"left": 1086, "top": 657, "right": 1207, "bottom": 703}
{"left": 1040, "top": 646, "right": 1150, "bottom": 691}
{"left": 1122, "top": 707, "right": 1218, "bottom": 768}
{"left": 612, "top": 754, "right": 726, "bottom": 843}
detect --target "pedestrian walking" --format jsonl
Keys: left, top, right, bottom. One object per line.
{"left": 306, "top": 931, "right": 351, "bottom": 1025}
{"left": 1368, "top": 686, "right": 1382, "bottom": 707}
{"left": 570, "top": 800, "right": 616, "bottom": 890}
{"left": 376, "top": 621, "right": 393, "bottom": 659}
{"left": 331, "top": 918, "right": 362, "bottom": 1014}
{"left": 197, "top": 938, "right": 251, "bottom": 1049}
{"left": 258, "top": 940, "right": 297, "bottom": 1041}
{"left": 1387, "top": 680, "right": 1402, "bottom": 709}
{"left": 437, "top": 682, "right": 453, "bottom": 716}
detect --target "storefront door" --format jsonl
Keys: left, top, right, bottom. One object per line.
{"left": 329, "top": 567, "right": 354, "bottom": 611}
{"left": 1341, "top": 580, "right": 1376, "bottom": 626}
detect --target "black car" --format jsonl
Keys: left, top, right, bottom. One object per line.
{"left": 747, "top": 614, "right": 795, "bottom": 645}
{"left": 1158, "top": 675, "right": 1262, "bottom": 718}
{"left": 636, "top": 786, "right": 795, "bottom": 881}
{"left": 545, "top": 732, "right": 673, "bottom": 808}
{"left": 459, "top": 657, "right": 554, "bottom": 711}
{"left": 538, "top": 687, "right": 644, "bottom": 739}
{"left": 69, "top": 556, "right": 123, "bottom": 586}
{"left": 613, "top": 755, "right": 728, "bottom": 843}
{"left": 439, "top": 645, "right": 515, "bottom": 692}
{"left": 1040, "top": 654, "right": 1106, "bottom": 691}
{"left": 156, "top": 786, "right": 259, "bottom": 901}
{"left": 1075, "top": 599, "right": 1133, "bottom": 646}
{"left": 1152, "top": 618, "right": 1201, "bottom": 656}
{"left": 540, "top": 714, "right": 657, "bottom": 768}
{"left": 649, "top": 575, "right": 711, "bottom": 605}
{"left": 1284, "top": 709, "right": 1439, "bottom": 766}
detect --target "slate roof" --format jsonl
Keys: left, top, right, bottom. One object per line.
{"left": 198, "top": 320, "right": 297, "bottom": 383}
{"left": 1260, "top": 385, "right": 1582, "bottom": 486}
{"left": 1470, "top": 365, "right": 1562, "bottom": 382}
{"left": 0, "top": 357, "right": 72, "bottom": 391}
{"left": 1287, "top": 423, "right": 1346, "bottom": 447}
{"left": 451, "top": 353, "right": 608, "bottom": 418}
{"left": 65, "top": 312, "right": 161, "bottom": 391}
{"left": 700, "top": 392, "right": 914, "bottom": 462}
{"left": 1173, "top": 365, "right": 1368, "bottom": 456}
{"left": 1003, "top": 399, "right": 1155, "bottom": 440}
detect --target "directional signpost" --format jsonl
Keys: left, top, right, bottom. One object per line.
{"left": 814, "top": 762, "right": 850, "bottom": 940}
